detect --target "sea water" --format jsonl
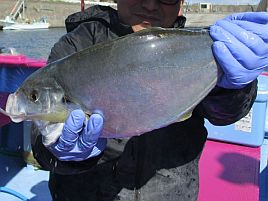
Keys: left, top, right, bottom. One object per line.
{"left": 0, "top": 28, "right": 66, "bottom": 59}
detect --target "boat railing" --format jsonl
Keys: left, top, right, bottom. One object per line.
{"left": 9, "top": 0, "right": 26, "bottom": 21}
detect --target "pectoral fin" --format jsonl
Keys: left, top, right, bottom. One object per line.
{"left": 176, "top": 110, "right": 193, "bottom": 122}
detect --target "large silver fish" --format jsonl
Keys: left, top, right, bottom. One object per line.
{"left": 1, "top": 28, "right": 218, "bottom": 138}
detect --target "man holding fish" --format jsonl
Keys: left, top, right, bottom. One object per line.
{"left": 20, "top": 0, "right": 268, "bottom": 200}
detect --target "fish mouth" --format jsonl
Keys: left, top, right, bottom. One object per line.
{"left": 0, "top": 93, "right": 71, "bottom": 123}
{"left": 0, "top": 105, "right": 71, "bottom": 123}
{"left": 0, "top": 93, "right": 26, "bottom": 123}
{"left": 0, "top": 107, "right": 26, "bottom": 123}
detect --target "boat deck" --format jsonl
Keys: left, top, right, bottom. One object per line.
{"left": 0, "top": 155, "right": 50, "bottom": 201}
{"left": 0, "top": 137, "right": 267, "bottom": 201}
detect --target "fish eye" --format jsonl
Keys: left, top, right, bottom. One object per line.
{"left": 29, "top": 90, "right": 39, "bottom": 102}
{"left": 62, "top": 95, "right": 71, "bottom": 104}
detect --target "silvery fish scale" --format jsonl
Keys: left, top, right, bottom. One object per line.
{"left": 53, "top": 28, "right": 217, "bottom": 137}
{"left": 10, "top": 28, "right": 218, "bottom": 138}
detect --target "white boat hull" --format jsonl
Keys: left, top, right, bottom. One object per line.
{"left": 3, "top": 22, "right": 50, "bottom": 30}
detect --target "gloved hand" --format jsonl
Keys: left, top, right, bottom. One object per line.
{"left": 210, "top": 12, "right": 268, "bottom": 89}
{"left": 36, "top": 109, "right": 107, "bottom": 161}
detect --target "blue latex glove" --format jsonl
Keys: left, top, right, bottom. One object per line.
{"left": 210, "top": 12, "right": 268, "bottom": 89}
{"left": 47, "top": 109, "right": 107, "bottom": 161}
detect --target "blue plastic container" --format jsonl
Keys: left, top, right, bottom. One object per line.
{"left": 205, "top": 74, "right": 268, "bottom": 147}
{"left": 0, "top": 63, "right": 40, "bottom": 153}
{"left": 0, "top": 65, "right": 37, "bottom": 93}
{"left": 0, "top": 122, "right": 24, "bottom": 153}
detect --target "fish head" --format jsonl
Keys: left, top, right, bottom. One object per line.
{"left": 4, "top": 70, "right": 70, "bottom": 123}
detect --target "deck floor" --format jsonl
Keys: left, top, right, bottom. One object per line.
{"left": 0, "top": 137, "right": 267, "bottom": 201}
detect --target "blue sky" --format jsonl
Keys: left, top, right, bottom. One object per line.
{"left": 186, "top": 0, "right": 261, "bottom": 5}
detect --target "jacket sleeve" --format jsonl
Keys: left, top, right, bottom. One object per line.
{"left": 47, "top": 19, "right": 114, "bottom": 64}
{"left": 196, "top": 80, "right": 258, "bottom": 126}
{"left": 47, "top": 24, "right": 94, "bottom": 63}
{"left": 31, "top": 132, "right": 103, "bottom": 175}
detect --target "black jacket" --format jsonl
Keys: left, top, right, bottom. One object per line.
{"left": 31, "top": 6, "right": 257, "bottom": 201}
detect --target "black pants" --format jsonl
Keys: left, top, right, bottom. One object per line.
{"left": 49, "top": 155, "right": 200, "bottom": 201}
{"left": 48, "top": 120, "right": 207, "bottom": 201}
